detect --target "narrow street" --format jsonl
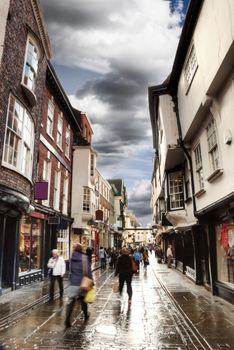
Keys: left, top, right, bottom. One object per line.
{"left": 1, "top": 256, "right": 233, "bottom": 350}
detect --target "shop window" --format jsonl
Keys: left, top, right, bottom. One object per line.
{"left": 168, "top": 171, "right": 184, "bottom": 210}
{"left": 19, "top": 216, "right": 42, "bottom": 273}
{"left": 57, "top": 229, "right": 69, "bottom": 260}
{"left": 216, "top": 224, "right": 234, "bottom": 287}
{"left": 3, "top": 95, "right": 34, "bottom": 180}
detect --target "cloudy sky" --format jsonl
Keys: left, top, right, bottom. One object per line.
{"left": 40, "top": 0, "right": 189, "bottom": 226}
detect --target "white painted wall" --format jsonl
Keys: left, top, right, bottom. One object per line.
{"left": 177, "top": 0, "right": 234, "bottom": 139}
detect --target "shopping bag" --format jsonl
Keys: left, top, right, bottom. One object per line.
{"left": 112, "top": 278, "right": 119, "bottom": 293}
{"left": 131, "top": 257, "right": 138, "bottom": 273}
{"left": 80, "top": 276, "right": 93, "bottom": 291}
{"left": 84, "top": 287, "right": 96, "bottom": 304}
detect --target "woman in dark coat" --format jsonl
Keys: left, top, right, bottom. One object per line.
{"left": 65, "top": 243, "right": 93, "bottom": 327}
{"left": 115, "top": 248, "right": 133, "bottom": 305}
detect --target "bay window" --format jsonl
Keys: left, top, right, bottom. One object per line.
{"left": 3, "top": 95, "right": 34, "bottom": 179}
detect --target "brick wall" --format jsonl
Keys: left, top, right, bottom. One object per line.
{"left": 0, "top": 0, "right": 48, "bottom": 199}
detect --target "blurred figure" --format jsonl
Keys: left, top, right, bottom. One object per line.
{"left": 143, "top": 249, "right": 149, "bottom": 269}
{"left": 99, "top": 246, "right": 107, "bottom": 268}
{"left": 133, "top": 248, "right": 143, "bottom": 272}
{"left": 86, "top": 246, "right": 93, "bottom": 263}
{"left": 115, "top": 248, "right": 134, "bottom": 305}
{"left": 65, "top": 243, "right": 93, "bottom": 327}
{"left": 47, "top": 249, "right": 66, "bottom": 302}
{"left": 166, "top": 245, "right": 173, "bottom": 268}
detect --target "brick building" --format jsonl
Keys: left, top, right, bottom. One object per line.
{"left": 27, "top": 62, "right": 81, "bottom": 278}
{"left": 0, "top": 0, "right": 52, "bottom": 293}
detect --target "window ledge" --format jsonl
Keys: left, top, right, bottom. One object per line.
{"left": 21, "top": 83, "right": 37, "bottom": 107}
{"left": 207, "top": 168, "right": 223, "bottom": 183}
{"left": 195, "top": 188, "right": 206, "bottom": 198}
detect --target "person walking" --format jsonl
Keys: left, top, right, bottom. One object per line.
{"left": 47, "top": 249, "right": 66, "bottom": 302}
{"left": 166, "top": 244, "right": 173, "bottom": 268}
{"left": 65, "top": 243, "right": 93, "bottom": 328}
{"left": 99, "top": 246, "right": 107, "bottom": 268}
{"left": 115, "top": 248, "right": 134, "bottom": 305}
{"left": 86, "top": 246, "right": 93, "bottom": 264}
{"left": 133, "top": 248, "right": 143, "bottom": 272}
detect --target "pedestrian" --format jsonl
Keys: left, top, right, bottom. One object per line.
{"left": 166, "top": 244, "right": 173, "bottom": 268}
{"left": 133, "top": 248, "right": 143, "bottom": 272}
{"left": 115, "top": 247, "right": 134, "bottom": 305}
{"left": 143, "top": 249, "right": 149, "bottom": 269}
{"left": 65, "top": 243, "right": 93, "bottom": 328}
{"left": 86, "top": 246, "right": 93, "bottom": 263}
{"left": 99, "top": 246, "right": 107, "bottom": 268}
{"left": 47, "top": 249, "right": 66, "bottom": 302}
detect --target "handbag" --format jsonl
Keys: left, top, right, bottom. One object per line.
{"left": 112, "top": 278, "right": 119, "bottom": 293}
{"left": 80, "top": 255, "right": 93, "bottom": 292}
{"left": 131, "top": 256, "right": 138, "bottom": 273}
{"left": 84, "top": 287, "right": 96, "bottom": 303}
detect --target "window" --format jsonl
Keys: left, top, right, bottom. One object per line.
{"left": 83, "top": 187, "right": 90, "bottom": 212}
{"left": 62, "top": 176, "right": 69, "bottom": 215}
{"left": 3, "top": 95, "right": 34, "bottom": 179}
{"left": 65, "top": 127, "right": 70, "bottom": 158}
{"left": 90, "top": 153, "right": 94, "bottom": 176}
{"left": 194, "top": 144, "right": 204, "bottom": 190}
{"left": 168, "top": 171, "right": 184, "bottom": 210}
{"left": 57, "top": 113, "right": 63, "bottom": 148}
{"left": 42, "top": 159, "right": 51, "bottom": 207}
{"left": 23, "top": 38, "right": 39, "bottom": 92}
{"left": 54, "top": 169, "right": 61, "bottom": 211}
{"left": 57, "top": 229, "right": 69, "bottom": 260}
{"left": 184, "top": 45, "right": 198, "bottom": 88}
{"left": 207, "top": 118, "right": 220, "bottom": 172}
{"left": 46, "top": 98, "right": 54, "bottom": 137}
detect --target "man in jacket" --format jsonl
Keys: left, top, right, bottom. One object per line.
{"left": 65, "top": 243, "right": 93, "bottom": 328}
{"left": 47, "top": 249, "right": 66, "bottom": 302}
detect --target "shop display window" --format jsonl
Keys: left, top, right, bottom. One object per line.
{"left": 57, "top": 229, "right": 69, "bottom": 260}
{"left": 19, "top": 216, "right": 43, "bottom": 273}
{"left": 216, "top": 224, "right": 234, "bottom": 287}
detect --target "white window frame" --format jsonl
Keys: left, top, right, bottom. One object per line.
{"left": 54, "top": 169, "right": 61, "bottom": 211}
{"left": 90, "top": 153, "right": 94, "bottom": 177}
{"left": 65, "top": 127, "right": 70, "bottom": 158}
{"left": 3, "top": 95, "right": 34, "bottom": 180}
{"left": 83, "top": 187, "right": 90, "bottom": 212}
{"left": 194, "top": 143, "right": 204, "bottom": 190}
{"left": 62, "top": 175, "right": 69, "bottom": 215}
{"left": 57, "top": 229, "right": 69, "bottom": 260}
{"left": 207, "top": 118, "right": 220, "bottom": 173}
{"left": 42, "top": 159, "right": 51, "bottom": 207}
{"left": 168, "top": 171, "right": 184, "bottom": 210}
{"left": 57, "top": 112, "right": 63, "bottom": 149}
{"left": 46, "top": 98, "right": 54, "bottom": 138}
{"left": 184, "top": 44, "right": 198, "bottom": 90}
{"left": 22, "top": 36, "right": 40, "bottom": 92}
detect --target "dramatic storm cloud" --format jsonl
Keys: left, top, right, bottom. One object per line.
{"left": 41, "top": 0, "right": 187, "bottom": 225}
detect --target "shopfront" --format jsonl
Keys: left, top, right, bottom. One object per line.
{"left": 216, "top": 224, "right": 234, "bottom": 289}
{"left": 19, "top": 214, "right": 44, "bottom": 285}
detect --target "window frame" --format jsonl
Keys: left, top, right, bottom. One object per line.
{"left": 22, "top": 36, "right": 40, "bottom": 93}
{"left": 184, "top": 44, "right": 198, "bottom": 92}
{"left": 42, "top": 159, "right": 51, "bottom": 207}
{"left": 206, "top": 118, "right": 220, "bottom": 173}
{"left": 65, "top": 127, "right": 70, "bottom": 159}
{"left": 56, "top": 112, "right": 63, "bottom": 149}
{"left": 3, "top": 95, "right": 34, "bottom": 180}
{"left": 83, "top": 187, "right": 90, "bottom": 212}
{"left": 194, "top": 143, "right": 204, "bottom": 191}
{"left": 46, "top": 97, "right": 54, "bottom": 138}
{"left": 168, "top": 170, "right": 184, "bottom": 210}
{"left": 62, "top": 175, "right": 69, "bottom": 215}
{"left": 53, "top": 169, "right": 61, "bottom": 211}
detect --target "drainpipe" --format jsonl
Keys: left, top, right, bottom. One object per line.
{"left": 171, "top": 94, "right": 197, "bottom": 217}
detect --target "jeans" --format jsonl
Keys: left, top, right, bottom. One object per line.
{"left": 49, "top": 275, "right": 64, "bottom": 300}
{"left": 119, "top": 273, "right": 133, "bottom": 300}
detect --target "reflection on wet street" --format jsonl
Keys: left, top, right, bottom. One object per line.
{"left": 0, "top": 257, "right": 233, "bottom": 350}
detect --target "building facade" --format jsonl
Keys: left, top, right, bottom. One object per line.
{"left": 0, "top": 0, "right": 52, "bottom": 293}
{"left": 149, "top": 0, "right": 234, "bottom": 303}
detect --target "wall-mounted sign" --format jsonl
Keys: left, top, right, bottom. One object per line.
{"left": 34, "top": 182, "right": 48, "bottom": 200}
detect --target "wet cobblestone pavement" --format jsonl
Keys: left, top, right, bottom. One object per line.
{"left": 0, "top": 256, "right": 234, "bottom": 349}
